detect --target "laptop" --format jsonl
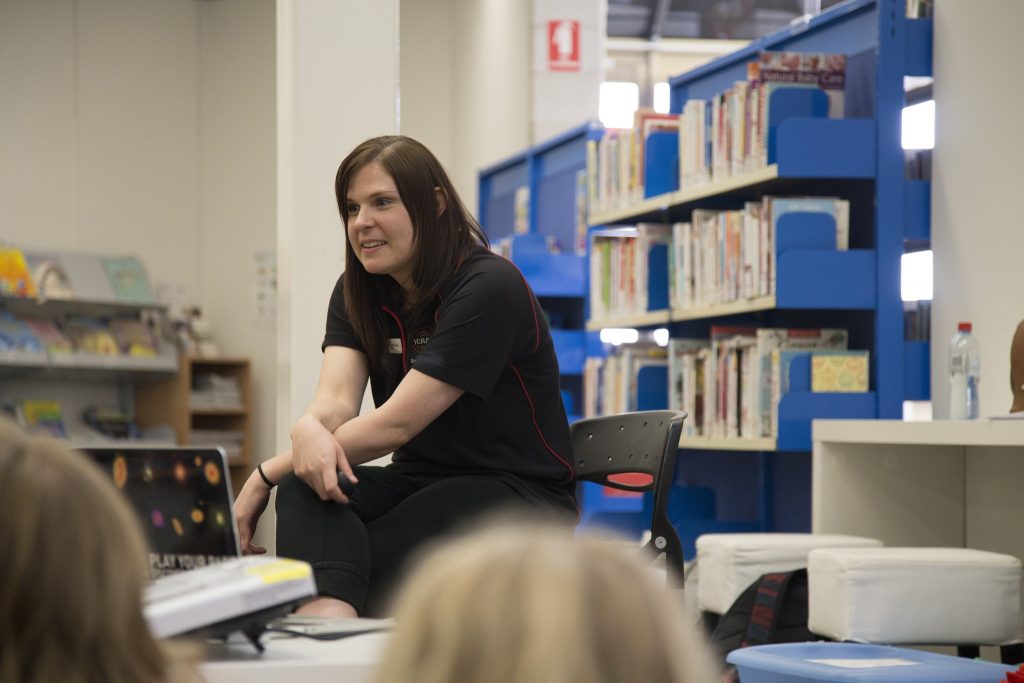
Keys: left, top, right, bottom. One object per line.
{"left": 77, "top": 445, "right": 317, "bottom": 646}
{"left": 78, "top": 445, "right": 241, "bottom": 577}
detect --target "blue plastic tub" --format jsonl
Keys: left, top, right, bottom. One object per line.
{"left": 727, "top": 642, "right": 1010, "bottom": 682}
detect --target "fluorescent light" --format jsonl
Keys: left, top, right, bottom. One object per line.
{"left": 599, "top": 82, "right": 639, "bottom": 129}
{"left": 599, "top": 328, "right": 639, "bottom": 345}
{"left": 902, "top": 100, "right": 934, "bottom": 150}
{"left": 901, "top": 249, "right": 932, "bottom": 301}
{"left": 653, "top": 328, "right": 670, "bottom": 346}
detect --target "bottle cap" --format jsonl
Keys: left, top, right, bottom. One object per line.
{"left": 958, "top": 322, "right": 972, "bottom": 332}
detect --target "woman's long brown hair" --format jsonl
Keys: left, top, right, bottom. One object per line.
{"left": 335, "top": 136, "right": 488, "bottom": 374}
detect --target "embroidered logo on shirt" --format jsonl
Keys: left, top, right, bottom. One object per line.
{"left": 412, "top": 329, "right": 432, "bottom": 353}
{"left": 388, "top": 338, "right": 402, "bottom": 354}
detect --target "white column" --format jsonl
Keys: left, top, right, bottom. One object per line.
{"left": 931, "top": 0, "right": 1024, "bottom": 418}
{"left": 276, "top": 0, "right": 399, "bottom": 445}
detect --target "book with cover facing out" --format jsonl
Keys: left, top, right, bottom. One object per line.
{"left": 65, "top": 317, "right": 120, "bottom": 356}
{"left": 0, "top": 247, "right": 37, "bottom": 298}
{"left": 102, "top": 256, "right": 155, "bottom": 303}
{"left": 811, "top": 350, "right": 869, "bottom": 392}
{"left": 23, "top": 318, "right": 74, "bottom": 354}
{"left": 110, "top": 317, "right": 158, "bottom": 357}
{"left": 0, "top": 313, "right": 44, "bottom": 352}
{"left": 19, "top": 399, "right": 67, "bottom": 438}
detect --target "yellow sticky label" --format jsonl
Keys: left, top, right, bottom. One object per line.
{"left": 245, "top": 560, "right": 312, "bottom": 584}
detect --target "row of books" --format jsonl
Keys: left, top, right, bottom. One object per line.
{"left": 671, "top": 196, "right": 849, "bottom": 310}
{"left": 583, "top": 344, "right": 668, "bottom": 419}
{"left": 587, "top": 50, "right": 846, "bottom": 214}
{"left": 583, "top": 327, "right": 869, "bottom": 441}
{"left": 0, "top": 311, "right": 163, "bottom": 358}
{"left": 587, "top": 195, "right": 849, "bottom": 321}
{"left": 670, "top": 327, "right": 867, "bottom": 440}
{"left": 589, "top": 224, "right": 670, "bottom": 320}
{"left": 0, "top": 245, "right": 155, "bottom": 303}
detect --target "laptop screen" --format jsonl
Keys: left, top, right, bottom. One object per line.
{"left": 77, "top": 445, "right": 241, "bottom": 577}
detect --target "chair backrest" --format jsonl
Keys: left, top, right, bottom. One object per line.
{"left": 571, "top": 410, "right": 687, "bottom": 584}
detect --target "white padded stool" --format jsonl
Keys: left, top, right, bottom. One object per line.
{"left": 808, "top": 547, "right": 1023, "bottom": 648}
{"left": 696, "top": 532, "right": 883, "bottom": 615}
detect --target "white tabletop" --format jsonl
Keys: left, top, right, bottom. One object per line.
{"left": 201, "top": 630, "right": 390, "bottom": 683}
{"left": 813, "top": 418, "right": 1024, "bottom": 446}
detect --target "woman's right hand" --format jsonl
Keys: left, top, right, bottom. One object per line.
{"left": 291, "top": 414, "right": 356, "bottom": 503}
{"left": 234, "top": 469, "right": 272, "bottom": 555}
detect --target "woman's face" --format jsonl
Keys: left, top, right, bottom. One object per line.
{"left": 346, "top": 161, "right": 416, "bottom": 293}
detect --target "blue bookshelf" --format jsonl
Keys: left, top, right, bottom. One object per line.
{"left": 595, "top": 0, "right": 931, "bottom": 552}
{"left": 478, "top": 122, "right": 604, "bottom": 424}
{"left": 477, "top": 0, "right": 932, "bottom": 555}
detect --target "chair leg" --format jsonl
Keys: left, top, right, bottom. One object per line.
{"left": 957, "top": 645, "right": 980, "bottom": 659}
{"left": 1001, "top": 642, "right": 1024, "bottom": 665}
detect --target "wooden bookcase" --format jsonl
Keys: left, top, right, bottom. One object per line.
{"left": 135, "top": 356, "right": 252, "bottom": 495}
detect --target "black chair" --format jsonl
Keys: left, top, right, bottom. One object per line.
{"left": 571, "top": 410, "right": 687, "bottom": 587}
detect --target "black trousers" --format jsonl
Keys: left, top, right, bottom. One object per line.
{"left": 275, "top": 465, "right": 539, "bottom": 616}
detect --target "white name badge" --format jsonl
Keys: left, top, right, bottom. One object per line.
{"left": 388, "top": 338, "right": 402, "bottom": 354}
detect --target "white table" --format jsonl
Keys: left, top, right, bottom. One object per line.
{"left": 812, "top": 418, "right": 1024, "bottom": 559}
{"left": 201, "top": 630, "right": 390, "bottom": 683}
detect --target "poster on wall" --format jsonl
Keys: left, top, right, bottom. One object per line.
{"left": 548, "top": 19, "right": 580, "bottom": 72}
{"left": 252, "top": 249, "right": 277, "bottom": 330}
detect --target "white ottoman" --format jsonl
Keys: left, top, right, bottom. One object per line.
{"left": 808, "top": 547, "right": 1023, "bottom": 646}
{"left": 696, "top": 533, "right": 883, "bottom": 615}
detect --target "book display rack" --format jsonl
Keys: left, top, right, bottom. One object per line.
{"left": 0, "top": 246, "right": 252, "bottom": 488}
{"left": 480, "top": 0, "right": 930, "bottom": 555}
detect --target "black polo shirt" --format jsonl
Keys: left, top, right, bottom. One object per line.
{"left": 323, "top": 247, "right": 576, "bottom": 514}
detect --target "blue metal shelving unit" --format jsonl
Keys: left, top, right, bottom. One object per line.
{"left": 476, "top": 0, "right": 932, "bottom": 555}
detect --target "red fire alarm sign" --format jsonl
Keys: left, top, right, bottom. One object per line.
{"left": 548, "top": 20, "right": 580, "bottom": 72}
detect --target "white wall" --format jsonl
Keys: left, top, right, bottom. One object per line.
{"left": 399, "top": 0, "right": 454, "bottom": 167}
{"left": 931, "top": 0, "right": 1024, "bottom": 418}
{"left": 448, "top": 0, "right": 531, "bottom": 217}
{"left": 0, "top": 0, "right": 202, "bottom": 290}
{"left": 531, "top": 0, "right": 603, "bottom": 142}
{"left": 196, "top": 0, "right": 278, "bottom": 507}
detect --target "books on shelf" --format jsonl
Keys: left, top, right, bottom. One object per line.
{"left": 109, "top": 317, "right": 159, "bottom": 357}
{"left": 589, "top": 223, "right": 670, "bottom": 321}
{"left": 667, "top": 196, "right": 849, "bottom": 313}
{"left": 18, "top": 399, "right": 67, "bottom": 438}
{"left": 23, "top": 318, "right": 74, "bottom": 354}
{"left": 64, "top": 316, "right": 120, "bottom": 356}
{"left": 587, "top": 109, "right": 682, "bottom": 213}
{"left": 582, "top": 343, "right": 667, "bottom": 418}
{"left": 756, "top": 328, "right": 848, "bottom": 438}
{"left": 0, "top": 247, "right": 37, "bottom": 298}
{"left": 668, "top": 338, "right": 710, "bottom": 437}
{"left": 513, "top": 186, "right": 530, "bottom": 235}
{"left": 0, "top": 312, "right": 45, "bottom": 353}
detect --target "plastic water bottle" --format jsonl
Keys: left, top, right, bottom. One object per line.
{"left": 948, "top": 322, "right": 980, "bottom": 419}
